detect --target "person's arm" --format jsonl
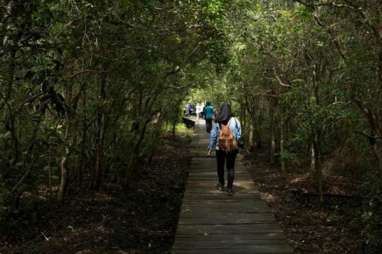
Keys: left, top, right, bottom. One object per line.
{"left": 208, "top": 123, "right": 218, "bottom": 155}
{"left": 236, "top": 118, "right": 242, "bottom": 140}
{"left": 231, "top": 117, "right": 241, "bottom": 140}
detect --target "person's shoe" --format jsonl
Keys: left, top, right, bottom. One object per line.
{"left": 226, "top": 188, "right": 234, "bottom": 196}
{"left": 216, "top": 183, "right": 224, "bottom": 191}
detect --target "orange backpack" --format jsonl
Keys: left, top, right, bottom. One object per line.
{"left": 218, "top": 124, "right": 237, "bottom": 152}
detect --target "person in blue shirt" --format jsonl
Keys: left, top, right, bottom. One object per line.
{"left": 208, "top": 103, "right": 241, "bottom": 195}
{"left": 187, "top": 103, "right": 193, "bottom": 116}
{"left": 203, "top": 101, "right": 214, "bottom": 133}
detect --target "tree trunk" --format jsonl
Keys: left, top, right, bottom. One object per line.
{"left": 57, "top": 152, "right": 68, "bottom": 203}
{"left": 270, "top": 105, "right": 276, "bottom": 163}
{"left": 6, "top": 48, "right": 19, "bottom": 162}
{"left": 280, "top": 119, "right": 286, "bottom": 174}
{"left": 311, "top": 134, "right": 323, "bottom": 202}
{"left": 311, "top": 65, "right": 323, "bottom": 202}
{"left": 373, "top": 138, "right": 382, "bottom": 172}
{"left": 93, "top": 68, "right": 107, "bottom": 191}
{"left": 57, "top": 114, "right": 70, "bottom": 202}
{"left": 249, "top": 121, "right": 254, "bottom": 149}
{"left": 48, "top": 149, "right": 52, "bottom": 196}
{"left": 172, "top": 121, "right": 177, "bottom": 137}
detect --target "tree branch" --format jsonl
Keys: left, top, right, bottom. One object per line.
{"left": 273, "top": 68, "right": 291, "bottom": 88}
{"left": 65, "top": 69, "right": 107, "bottom": 80}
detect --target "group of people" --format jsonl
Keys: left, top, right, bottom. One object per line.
{"left": 184, "top": 102, "right": 207, "bottom": 120}
{"left": 203, "top": 102, "right": 242, "bottom": 195}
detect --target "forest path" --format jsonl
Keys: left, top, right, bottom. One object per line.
{"left": 172, "top": 119, "right": 293, "bottom": 254}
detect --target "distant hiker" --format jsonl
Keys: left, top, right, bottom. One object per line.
{"left": 187, "top": 103, "right": 193, "bottom": 116}
{"left": 208, "top": 103, "right": 241, "bottom": 195}
{"left": 203, "top": 101, "right": 214, "bottom": 133}
{"left": 200, "top": 101, "right": 205, "bottom": 119}
{"left": 196, "top": 102, "right": 203, "bottom": 120}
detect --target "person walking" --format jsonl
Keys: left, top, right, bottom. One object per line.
{"left": 200, "top": 101, "right": 205, "bottom": 119}
{"left": 208, "top": 103, "right": 241, "bottom": 195}
{"left": 203, "top": 101, "right": 214, "bottom": 133}
{"left": 196, "top": 102, "right": 203, "bottom": 121}
{"left": 187, "top": 103, "right": 193, "bottom": 116}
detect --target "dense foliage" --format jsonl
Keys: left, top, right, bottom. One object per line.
{"left": 0, "top": 0, "right": 229, "bottom": 214}
{"left": 216, "top": 0, "right": 382, "bottom": 252}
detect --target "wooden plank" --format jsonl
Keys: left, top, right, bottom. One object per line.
{"left": 187, "top": 179, "right": 254, "bottom": 184}
{"left": 176, "top": 224, "right": 284, "bottom": 235}
{"left": 190, "top": 159, "right": 245, "bottom": 165}
{"left": 183, "top": 191, "right": 264, "bottom": 198}
{"left": 183, "top": 186, "right": 254, "bottom": 191}
{"left": 184, "top": 185, "right": 258, "bottom": 193}
{"left": 174, "top": 239, "right": 290, "bottom": 246}
{"left": 173, "top": 245, "right": 292, "bottom": 254}
{"left": 182, "top": 199, "right": 268, "bottom": 205}
{"left": 188, "top": 170, "right": 250, "bottom": 176}
{"left": 180, "top": 207, "right": 271, "bottom": 215}
{"left": 187, "top": 171, "right": 249, "bottom": 176}
{"left": 189, "top": 166, "right": 247, "bottom": 170}
{"left": 189, "top": 171, "right": 248, "bottom": 175}
{"left": 174, "top": 232, "right": 287, "bottom": 240}
{"left": 188, "top": 170, "right": 248, "bottom": 175}
{"left": 186, "top": 182, "right": 254, "bottom": 189}
{"left": 186, "top": 177, "right": 252, "bottom": 182}
{"left": 189, "top": 163, "right": 246, "bottom": 168}
{"left": 178, "top": 215, "right": 276, "bottom": 225}
{"left": 186, "top": 178, "right": 253, "bottom": 183}
{"left": 173, "top": 242, "right": 292, "bottom": 251}
{"left": 173, "top": 250, "right": 291, "bottom": 254}
{"left": 179, "top": 209, "right": 273, "bottom": 216}
{"left": 183, "top": 193, "right": 261, "bottom": 200}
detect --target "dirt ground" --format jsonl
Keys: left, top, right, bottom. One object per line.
{"left": 0, "top": 136, "right": 191, "bottom": 254}
{"left": 245, "top": 150, "right": 364, "bottom": 254}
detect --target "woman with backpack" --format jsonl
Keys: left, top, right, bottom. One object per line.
{"left": 203, "top": 101, "right": 214, "bottom": 133}
{"left": 207, "top": 103, "right": 241, "bottom": 195}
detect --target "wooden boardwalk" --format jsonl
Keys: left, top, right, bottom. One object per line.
{"left": 173, "top": 122, "right": 293, "bottom": 254}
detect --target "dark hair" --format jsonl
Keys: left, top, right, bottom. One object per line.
{"left": 216, "top": 102, "right": 232, "bottom": 123}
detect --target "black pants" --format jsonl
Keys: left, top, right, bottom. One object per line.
{"left": 206, "top": 119, "right": 212, "bottom": 133}
{"left": 216, "top": 149, "right": 238, "bottom": 189}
